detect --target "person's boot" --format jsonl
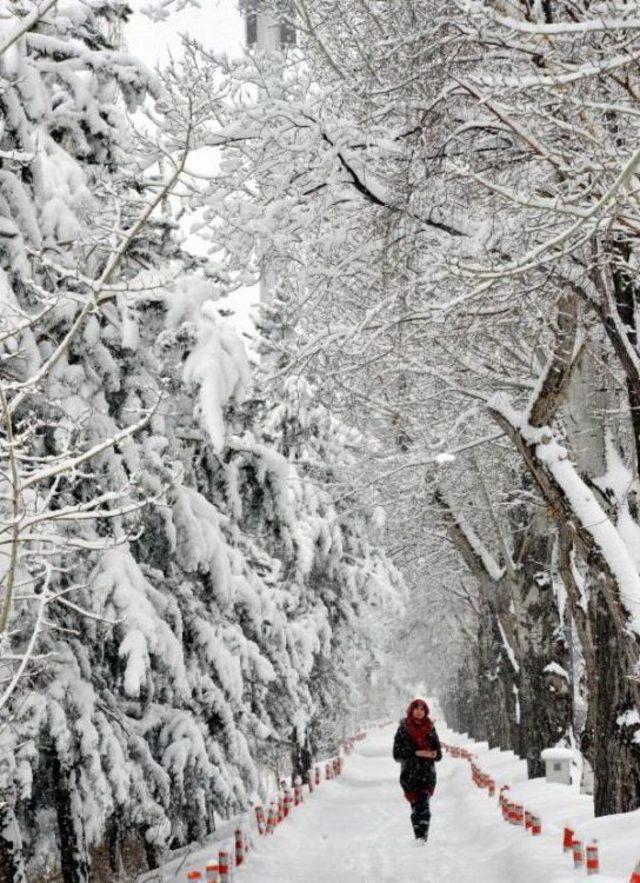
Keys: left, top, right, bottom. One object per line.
{"left": 415, "top": 822, "right": 429, "bottom": 844}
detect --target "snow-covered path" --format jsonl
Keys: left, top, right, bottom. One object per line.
{"left": 237, "top": 724, "right": 563, "bottom": 883}
{"left": 151, "top": 722, "right": 636, "bottom": 882}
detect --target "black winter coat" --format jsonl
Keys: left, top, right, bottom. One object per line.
{"left": 392, "top": 720, "right": 442, "bottom": 795}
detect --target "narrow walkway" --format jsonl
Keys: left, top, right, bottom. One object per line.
{"left": 240, "top": 725, "right": 529, "bottom": 883}
{"left": 154, "top": 724, "right": 627, "bottom": 881}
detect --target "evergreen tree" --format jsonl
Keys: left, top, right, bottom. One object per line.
{"left": 0, "top": 5, "right": 406, "bottom": 878}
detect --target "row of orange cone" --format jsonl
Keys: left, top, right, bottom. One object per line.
{"left": 255, "top": 780, "right": 304, "bottom": 835}
{"left": 445, "top": 744, "right": 474, "bottom": 761}
{"left": 562, "top": 827, "right": 599, "bottom": 876}
{"left": 183, "top": 831, "right": 245, "bottom": 882}
{"left": 181, "top": 733, "right": 363, "bottom": 881}
{"left": 470, "top": 760, "right": 496, "bottom": 796}
{"left": 445, "top": 740, "right": 640, "bottom": 880}
{"left": 499, "top": 788, "right": 542, "bottom": 837}
{"left": 465, "top": 750, "right": 544, "bottom": 838}
{"left": 444, "top": 743, "right": 600, "bottom": 876}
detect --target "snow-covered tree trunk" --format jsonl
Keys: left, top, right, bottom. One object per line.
{"left": 436, "top": 479, "right": 573, "bottom": 765}
{"left": 290, "top": 731, "right": 313, "bottom": 784}
{"left": 556, "top": 524, "right": 597, "bottom": 772}
{"left": 565, "top": 348, "right": 608, "bottom": 482}
{"left": 435, "top": 490, "right": 518, "bottom": 750}
{"left": 445, "top": 662, "right": 479, "bottom": 737}
{"left": 590, "top": 582, "right": 640, "bottom": 812}
{"left": 51, "top": 750, "right": 90, "bottom": 883}
{"left": 515, "top": 526, "right": 572, "bottom": 777}
{"left": 562, "top": 342, "right": 611, "bottom": 777}
{"left": 490, "top": 295, "right": 640, "bottom": 814}
{"left": 482, "top": 605, "right": 519, "bottom": 752}
{"left": 591, "top": 238, "right": 640, "bottom": 474}
{"left": 105, "top": 815, "right": 124, "bottom": 878}
{"left": 471, "top": 599, "right": 497, "bottom": 745}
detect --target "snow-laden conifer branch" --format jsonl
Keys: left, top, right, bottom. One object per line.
{"left": 8, "top": 127, "right": 194, "bottom": 416}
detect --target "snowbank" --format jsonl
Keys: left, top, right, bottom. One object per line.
{"left": 442, "top": 726, "right": 640, "bottom": 882}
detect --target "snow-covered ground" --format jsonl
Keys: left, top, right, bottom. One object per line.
{"left": 149, "top": 722, "right": 640, "bottom": 882}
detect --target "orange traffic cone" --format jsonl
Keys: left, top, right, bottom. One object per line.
{"left": 573, "top": 839, "right": 584, "bottom": 870}
{"left": 218, "top": 849, "right": 230, "bottom": 883}
{"left": 531, "top": 815, "right": 542, "bottom": 836}
{"left": 629, "top": 859, "right": 640, "bottom": 883}
{"left": 563, "top": 826, "right": 574, "bottom": 853}
{"left": 205, "top": 862, "right": 219, "bottom": 883}
{"left": 586, "top": 842, "right": 599, "bottom": 876}
{"left": 235, "top": 828, "right": 245, "bottom": 866}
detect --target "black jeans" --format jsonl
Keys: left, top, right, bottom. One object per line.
{"left": 410, "top": 792, "right": 431, "bottom": 839}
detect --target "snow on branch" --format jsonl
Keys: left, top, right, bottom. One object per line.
{"left": 488, "top": 12, "right": 640, "bottom": 36}
{"left": 474, "top": 47, "right": 640, "bottom": 90}
{"left": 490, "top": 393, "right": 640, "bottom": 638}
{"left": 433, "top": 488, "right": 504, "bottom": 583}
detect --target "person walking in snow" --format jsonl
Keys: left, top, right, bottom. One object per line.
{"left": 393, "top": 699, "right": 442, "bottom": 843}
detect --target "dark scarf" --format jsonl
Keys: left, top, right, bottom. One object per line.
{"left": 405, "top": 699, "right": 433, "bottom": 749}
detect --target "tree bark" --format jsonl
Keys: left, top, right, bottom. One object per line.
{"left": 106, "top": 815, "right": 123, "bottom": 876}
{"left": 489, "top": 293, "right": 640, "bottom": 814}
{"left": 591, "top": 585, "right": 640, "bottom": 813}
{"left": 591, "top": 237, "right": 640, "bottom": 475}
{"left": 512, "top": 511, "right": 573, "bottom": 777}
{"left": 477, "top": 597, "right": 516, "bottom": 750}
{"left": 435, "top": 489, "right": 519, "bottom": 749}
{"left": 291, "top": 731, "right": 312, "bottom": 784}
{"left": 517, "top": 586, "right": 572, "bottom": 777}
{"left": 140, "top": 826, "right": 163, "bottom": 871}
{"left": 51, "top": 751, "right": 90, "bottom": 883}
{"left": 436, "top": 482, "right": 573, "bottom": 767}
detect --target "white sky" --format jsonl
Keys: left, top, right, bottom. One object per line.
{"left": 126, "top": 0, "right": 246, "bottom": 65}
{"left": 126, "top": 1, "right": 259, "bottom": 340}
